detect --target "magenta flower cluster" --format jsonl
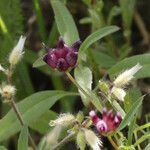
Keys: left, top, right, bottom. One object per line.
{"left": 43, "top": 37, "right": 81, "bottom": 71}
{"left": 89, "top": 108, "right": 122, "bottom": 133}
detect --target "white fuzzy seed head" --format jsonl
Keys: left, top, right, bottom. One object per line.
{"left": 0, "top": 85, "right": 16, "bottom": 100}
{"left": 84, "top": 129, "right": 102, "bottom": 150}
{"left": 46, "top": 125, "right": 62, "bottom": 146}
{"left": 111, "top": 87, "right": 126, "bottom": 101}
{"left": 49, "top": 113, "right": 76, "bottom": 127}
{"left": 0, "top": 64, "right": 5, "bottom": 72}
{"left": 113, "top": 64, "right": 142, "bottom": 88}
{"left": 9, "top": 36, "right": 26, "bottom": 65}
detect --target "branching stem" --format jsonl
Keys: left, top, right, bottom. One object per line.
{"left": 51, "top": 132, "right": 75, "bottom": 150}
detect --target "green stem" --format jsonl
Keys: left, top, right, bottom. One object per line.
{"left": 65, "top": 71, "right": 103, "bottom": 111}
{"left": 10, "top": 98, "right": 36, "bottom": 150}
{"left": 7, "top": 66, "right": 36, "bottom": 150}
{"left": 134, "top": 132, "right": 141, "bottom": 150}
{"left": 134, "top": 122, "right": 150, "bottom": 133}
{"left": 51, "top": 132, "right": 75, "bottom": 150}
{"left": 134, "top": 134, "right": 150, "bottom": 148}
{"left": 65, "top": 71, "right": 92, "bottom": 100}
{"left": 108, "top": 136, "right": 119, "bottom": 150}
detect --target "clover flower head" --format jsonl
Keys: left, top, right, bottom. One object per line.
{"left": 43, "top": 37, "right": 81, "bottom": 71}
{"left": 89, "top": 108, "right": 122, "bottom": 133}
{"left": 9, "top": 36, "right": 26, "bottom": 65}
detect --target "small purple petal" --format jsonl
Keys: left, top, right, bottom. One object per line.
{"left": 66, "top": 52, "right": 78, "bottom": 67}
{"left": 71, "top": 40, "right": 81, "bottom": 52}
{"left": 89, "top": 110, "right": 96, "bottom": 117}
{"left": 102, "top": 107, "right": 107, "bottom": 117}
{"left": 57, "top": 37, "right": 65, "bottom": 48}
{"left": 54, "top": 48, "right": 68, "bottom": 59}
{"left": 96, "top": 120, "right": 108, "bottom": 133}
{"left": 56, "top": 58, "right": 69, "bottom": 71}
{"left": 115, "top": 112, "right": 122, "bottom": 123}
{"left": 43, "top": 53, "right": 57, "bottom": 69}
{"left": 107, "top": 110, "right": 114, "bottom": 120}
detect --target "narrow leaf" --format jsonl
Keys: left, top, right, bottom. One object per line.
{"left": 30, "top": 110, "right": 57, "bottom": 134}
{"left": 0, "top": 146, "right": 7, "bottom": 150}
{"left": 18, "top": 126, "right": 28, "bottom": 150}
{"left": 33, "top": 55, "right": 46, "bottom": 68}
{"left": 74, "top": 65, "right": 92, "bottom": 106}
{"left": 92, "top": 51, "right": 116, "bottom": 68}
{"left": 0, "top": 91, "right": 77, "bottom": 142}
{"left": 145, "top": 143, "right": 150, "bottom": 150}
{"left": 109, "top": 54, "right": 150, "bottom": 79}
{"left": 79, "top": 26, "right": 119, "bottom": 52}
{"left": 118, "top": 96, "right": 144, "bottom": 131}
{"left": 51, "top": 0, "right": 79, "bottom": 45}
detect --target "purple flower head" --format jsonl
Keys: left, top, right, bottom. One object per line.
{"left": 89, "top": 108, "right": 122, "bottom": 134}
{"left": 43, "top": 37, "right": 81, "bottom": 71}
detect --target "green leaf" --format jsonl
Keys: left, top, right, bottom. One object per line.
{"left": 119, "top": 0, "right": 136, "bottom": 29}
{"left": 37, "top": 137, "right": 46, "bottom": 150}
{"left": 145, "top": 143, "right": 150, "bottom": 150}
{"left": 18, "top": 126, "right": 28, "bottom": 150}
{"left": 124, "top": 88, "right": 142, "bottom": 112}
{"left": 51, "top": 0, "right": 79, "bottom": 46}
{"left": 109, "top": 54, "right": 150, "bottom": 79}
{"left": 0, "top": 90, "right": 77, "bottom": 142}
{"left": 0, "top": 146, "right": 7, "bottom": 150}
{"left": 33, "top": 0, "right": 46, "bottom": 41}
{"left": 74, "top": 65, "right": 103, "bottom": 111}
{"left": 118, "top": 96, "right": 144, "bottom": 131}
{"left": 92, "top": 51, "right": 116, "bottom": 68}
{"left": 127, "top": 117, "right": 136, "bottom": 145}
{"left": 30, "top": 110, "right": 57, "bottom": 134}
{"left": 79, "top": 26, "right": 119, "bottom": 52}
{"left": 33, "top": 55, "right": 46, "bottom": 68}
{"left": 74, "top": 64, "right": 92, "bottom": 106}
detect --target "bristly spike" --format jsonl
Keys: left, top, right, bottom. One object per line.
{"left": 57, "top": 37, "right": 65, "bottom": 48}
{"left": 71, "top": 40, "right": 82, "bottom": 52}
{"left": 42, "top": 42, "right": 49, "bottom": 51}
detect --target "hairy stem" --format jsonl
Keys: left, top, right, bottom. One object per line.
{"left": 10, "top": 98, "right": 36, "bottom": 150}
{"left": 51, "top": 132, "right": 75, "bottom": 150}
{"left": 7, "top": 66, "right": 36, "bottom": 150}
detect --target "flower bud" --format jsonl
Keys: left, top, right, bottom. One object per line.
{"left": 99, "top": 80, "right": 109, "bottom": 94}
{"left": 76, "top": 131, "right": 86, "bottom": 150}
{"left": 0, "top": 84, "right": 16, "bottom": 102}
{"left": 49, "top": 113, "right": 76, "bottom": 127}
{"left": 84, "top": 129, "right": 102, "bottom": 150}
{"left": 76, "top": 111, "right": 84, "bottom": 123}
{"left": 9, "top": 36, "right": 26, "bottom": 66}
